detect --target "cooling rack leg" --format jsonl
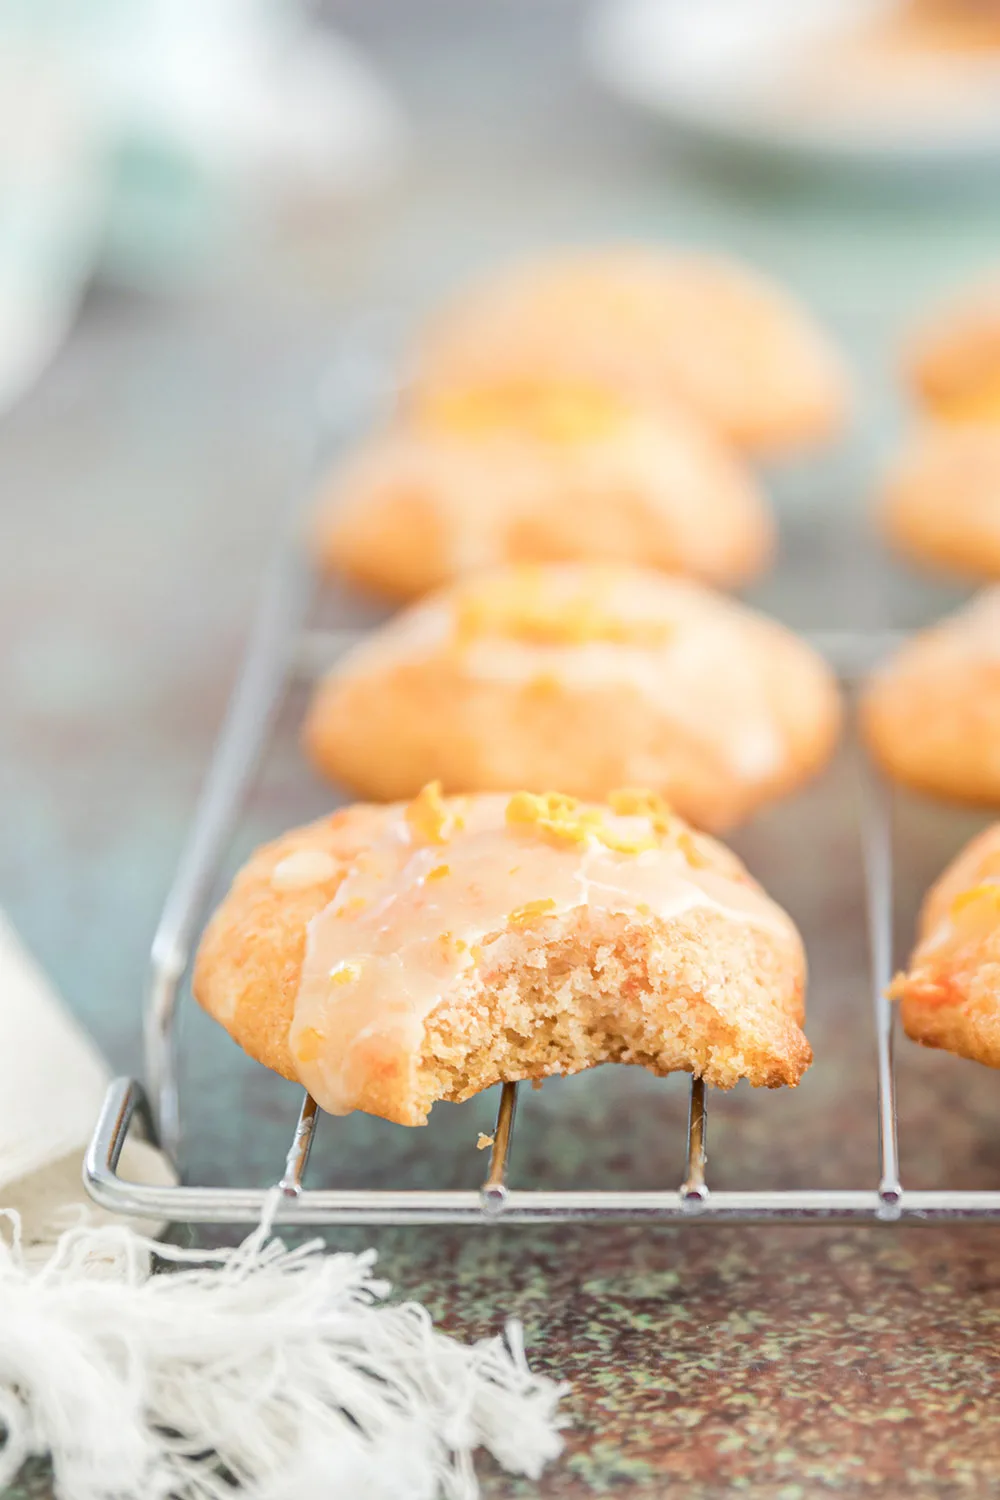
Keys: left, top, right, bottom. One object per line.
{"left": 481, "top": 1082, "right": 519, "bottom": 1215}
{"left": 279, "top": 1092, "right": 320, "bottom": 1197}
{"left": 681, "top": 1076, "right": 709, "bottom": 1209}
{"left": 84, "top": 1077, "right": 156, "bottom": 1202}
{"left": 858, "top": 755, "right": 902, "bottom": 1218}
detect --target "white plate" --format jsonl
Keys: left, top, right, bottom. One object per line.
{"left": 586, "top": 0, "right": 1000, "bottom": 174}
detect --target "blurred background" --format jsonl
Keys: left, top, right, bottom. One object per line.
{"left": 3, "top": 0, "right": 1000, "bottom": 1073}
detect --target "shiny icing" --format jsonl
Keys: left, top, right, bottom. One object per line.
{"left": 271, "top": 850, "right": 340, "bottom": 890}
{"left": 287, "top": 787, "right": 798, "bottom": 1116}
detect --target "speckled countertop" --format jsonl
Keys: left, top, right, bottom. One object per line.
{"left": 4, "top": 2, "right": 1000, "bottom": 1494}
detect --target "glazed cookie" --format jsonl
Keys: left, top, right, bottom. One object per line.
{"left": 303, "top": 564, "right": 841, "bottom": 831}
{"left": 905, "top": 273, "right": 1000, "bottom": 422}
{"left": 890, "top": 823, "right": 1000, "bottom": 1068}
{"left": 313, "top": 389, "right": 773, "bottom": 601}
{"left": 409, "top": 247, "right": 848, "bottom": 453}
{"left": 193, "top": 785, "right": 812, "bottom": 1124}
{"left": 879, "top": 424, "right": 1000, "bottom": 579}
{"left": 861, "top": 589, "right": 1000, "bottom": 804}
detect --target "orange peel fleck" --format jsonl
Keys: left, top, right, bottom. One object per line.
{"left": 608, "top": 787, "right": 675, "bottom": 838}
{"left": 330, "top": 962, "right": 361, "bottom": 987}
{"left": 506, "top": 790, "right": 601, "bottom": 847}
{"left": 336, "top": 896, "right": 368, "bottom": 920}
{"left": 508, "top": 897, "right": 558, "bottom": 927}
{"left": 454, "top": 569, "right": 673, "bottom": 650}
{"left": 296, "top": 1027, "right": 324, "bottom": 1063}
{"left": 950, "top": 882, "right": 1000, "bottom": 930}
{"left": 405, "top": 781, "right": 463, "bottom": 845}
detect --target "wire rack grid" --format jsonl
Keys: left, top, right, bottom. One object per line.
{"left": 81, "top": 541, "right": 1000, "bottom": 1228}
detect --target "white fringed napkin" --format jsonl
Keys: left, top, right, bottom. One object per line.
{"left": 0, "top": 914, "right": 566, "bottom": 1498}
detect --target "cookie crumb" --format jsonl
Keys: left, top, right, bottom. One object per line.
{"left": 477, "top": 1133, "right": 494, "bottom": 1151}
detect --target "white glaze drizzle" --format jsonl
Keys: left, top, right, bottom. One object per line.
{"left": 288, "top": 794, "right": 797, "bottom": 1117}
{"left": 271, "top": 851, "right": 339, "bottom": 890}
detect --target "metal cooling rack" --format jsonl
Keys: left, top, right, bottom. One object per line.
{"left": 82, "top": 547, "right": 1000, "bottom": 1226}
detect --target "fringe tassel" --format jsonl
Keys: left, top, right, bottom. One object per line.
{"left": 0, "top": 1194, "right": 567, "bottom": 1500}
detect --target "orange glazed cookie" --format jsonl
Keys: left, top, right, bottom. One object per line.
{"left": 879, "top": 424, "right": 1000, "bottom": 579}
{"left": 890, "top": 824, "right": 1000, "bottom": 1068}
{"left": 192, "top": 786, "right": 811, "bottom": 1124}
{"left": 861, "top": 590, "right": 1000, "bottom": 805}
{"left": 312, "top": 387, "right": 773, "bottom": 601}
{"left": 905, "top": 273, "right": 1000, "bottom": 422}
{"left": 409, "top": 247, "right": 848, "bottom": 453}
{"left": 303, "top": 564, "right": 841, "bottom": 831}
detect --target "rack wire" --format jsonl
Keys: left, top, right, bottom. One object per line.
{"left": 82, "top": 551, "right": 1000, "bottom": 1226}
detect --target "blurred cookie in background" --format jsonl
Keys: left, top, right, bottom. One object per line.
{"left": 313, "top": 386, "right": 774, "bottom": 601}
{"left": 776, "top": 0, "right": 1000, "bottom": 141}
{"left": 878, "top": 423, "right": 1000, "bottom": 579}
{"left": 862, "top": 589, "right": 1000, "bottom": 804}
{"left": 589, "top": 0, "right": 1000, "bottom": 174}
{"left": 905, "top": 269, "right": 1000, "bottom": 423}
{"left": 408, "top": 247, "right": 848, "bottom": 455}
{"left": 890, "top": 821, "right": 1000, "bottom": 1071}
{"left": 303, "top": 562, "right": 841, "bottom": 831}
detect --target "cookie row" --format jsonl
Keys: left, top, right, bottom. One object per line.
{"left": 195, "top": 564, "right": 999, "bottom": 1126}
{"left": 197, "top": 245, "right": 845, "bottom": 1124}
{"left": 189, "top": 250, "right": 999, "bottom": 1123}
{"left": 867, "top": 271, "right": 1000, "bottom": 1077}
{"left": 315, "top": 254, "right": 1000, "bottom": 598}
{"left": 191, "top": 776, "right": 1000, "bottom": 1125}
{"left": 882, "top": 271, "right": 1000, "bottom": 580}
{"left": 312, "top": 246, "right": 848, "bottom": 599}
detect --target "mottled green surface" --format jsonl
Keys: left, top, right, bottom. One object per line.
{"left": 5, "top": 2, "right": 1000, "bottom": 1495}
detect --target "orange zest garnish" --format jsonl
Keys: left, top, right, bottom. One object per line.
{"left": 438, "top": 932, "right": 475, "bottom": 963}
{"left": 330, "top": 962, "right": 361, "bottom": 986}
{"left": 598, "top": 826, "right": 658, "bottom": 855}
{"left": 453, "top": 568, "right": 672, "bottom": 651}
{"left": 506, "top": 787, "right": 683, "bottom": 855}
{"left": 336, "top": 896, "right": 368, "bottom": 919}
{"left": 950, "top": 883, "right": 1000, "bottom": 928}
{"left": 296, "top": 1027, "right": 324, "bottom": 1063}
{"left": 608, "top": 787, "right": 674, "bottom": 838}
{"left": 609, "top": 787, "right": 671, "bottom": 819}
{"left": 506, "top": 790, "right": 601, "bottom": 847}
{"left": 508, "top": 897, "right": 558, "bottom": 927}
{"left": 405, "top": 782, "right": 463, "bottom": 845}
